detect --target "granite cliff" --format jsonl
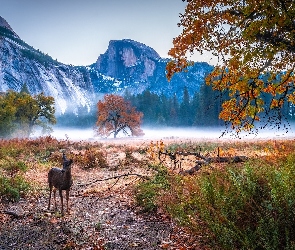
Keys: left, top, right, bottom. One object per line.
{"left": 0, "top": 16, "right": 213, "bottom": 116}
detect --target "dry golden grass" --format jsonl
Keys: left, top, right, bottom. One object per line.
{"left": 0, "top": 135, "right": 294, "bottom": 194}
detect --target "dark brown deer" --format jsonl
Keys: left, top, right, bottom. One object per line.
{"left": 48, "top": 153, "right": 73, "bottom": 215}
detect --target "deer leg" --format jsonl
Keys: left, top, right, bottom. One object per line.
{"left": 48, "top": 186, "right": 52, "bottom": 210}
{"left": 59, "top": 189, "right": 64, "bottom": 215}
{"left": 66, "top": 189, "right": 70, "bottom": 213}
{"left": 53, "top": 189, "right": 57, "bottom": 210}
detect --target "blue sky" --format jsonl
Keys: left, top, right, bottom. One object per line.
{"left": 0, "top": 0, "right": 214, "bottom": 66}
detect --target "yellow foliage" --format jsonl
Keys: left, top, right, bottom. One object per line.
{"left": 167, "top": 0, "right": 295, "bottom": 133}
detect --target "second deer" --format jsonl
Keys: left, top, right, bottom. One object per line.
{"left": 48, "top": 152, "right": 73, "bottom": 215}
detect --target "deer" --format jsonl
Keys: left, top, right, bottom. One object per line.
{"left": 48, "top": 152, "right": 73, "bottom": 215}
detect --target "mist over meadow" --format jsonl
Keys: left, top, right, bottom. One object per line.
{"left": 49, "top": 126, "right": 295, "bottom": 141}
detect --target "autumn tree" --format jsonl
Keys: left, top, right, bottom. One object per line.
{"left": 95, "top": 94, "right": 144, "bottom": 138}
{"left": 0, "top": 91, "right": 17, "bottom": 137}
{"left": 167, "top": 0, "right": 295, "bottom": 132}
{"left": 0, "top": 90, "right": 56, "bottom": 138}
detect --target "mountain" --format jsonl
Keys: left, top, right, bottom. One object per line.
{"left": 0, "top": 16, "right": 94, "bottom": 115}
{"left": 89, "top": 39, "right": 213, "bottom": 97}
{"left": 0, "top": 16, "right": 213, "bottom": 116}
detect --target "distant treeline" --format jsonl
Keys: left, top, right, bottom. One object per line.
{"left": 57, "top": 81, "right": 295, "bottom": 128}
{"left": 125, "top": 82, "right": 295, "bottom": 128}
{"left": 125, "top": 85, "right": 225, "bottom": 127}
{"left": 57, "top": 83, "right": 226, "bottom": 128}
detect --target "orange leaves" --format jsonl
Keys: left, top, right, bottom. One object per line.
{"left": 287, "top": 92, "right": 295, "bottom": 104}
{"left": 167, "top": 0, "right": 295, "bottom": 133}
{"left": 270, "top": 99, "right": 284, "bottom": 109}
{"left": 95, "top": 94, "right": 144, "bottom": 138}
{"left": 264, "top": 84, "right": 277, "bottom": 96}
{"left": 219, "top": 95, "right": 263, "bottom": 131}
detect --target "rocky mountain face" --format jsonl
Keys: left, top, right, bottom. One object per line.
{"left": 89, "top": 39, "right": 213, "bottom": 97}
{"left": 0, "top": 16, "right": 94, "bottom": 115}
{"left": 0, "top": 16, "right": 213, "bottom": 116}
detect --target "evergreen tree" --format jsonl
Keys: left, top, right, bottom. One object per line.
{"left": 191, "top": 91, "right": 200, "bottom": 125}
{"left": 179, "top": 87, "right": 192, "bottom": 126}
{"left": 196, "top": 83, "right": 223, "bottom": 126}
{"left": 169, "top": 93, "right": 179, "bottom": 126}
{"left": 159, "top": 93, "right": 169, "bottom": 125}
{"left": 20, "top": 83, "right": 30, "bottom": 94}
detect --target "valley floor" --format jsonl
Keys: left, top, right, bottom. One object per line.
{"left": 0, "top": 137, "right": 209, "bottom": 250}
{"left": 1, "top": 135, "right": 294, "bottom": 249}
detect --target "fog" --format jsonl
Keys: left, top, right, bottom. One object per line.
{"left": 49, "top": 126, "right": 295, "bottom": 141}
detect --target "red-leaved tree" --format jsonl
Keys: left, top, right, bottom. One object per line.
{"left": 94, "top": 94, "right": 144, "bottom": 138}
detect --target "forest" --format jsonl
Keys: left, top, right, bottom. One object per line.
{"left": 57, "top": 80, "right": 295, "bottom": 131}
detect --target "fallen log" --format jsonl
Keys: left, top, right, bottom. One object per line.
{"left": 2, "top": 210, "right": 24, "bottom": 219}
{"left": 207, "top": 155, "right": 248, "bottom": 163}
{"left": 180, "top": 155, "right": 248, "bottom": 175}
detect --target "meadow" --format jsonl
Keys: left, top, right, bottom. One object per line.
{"left": 1, "top": 134, "right": 295, "bottom": 249}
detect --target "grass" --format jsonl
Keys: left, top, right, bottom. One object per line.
{"left": 148, "top": 140, "right": 295, "bottom": 249}
{"left": 0, "top": 136, "right": 112, "bottom": 201}
{"left": 2, "top": 135, "right": 295, "bottom": 249}
{"left": 135, "top": 163, "right": 170, "bottom": 212}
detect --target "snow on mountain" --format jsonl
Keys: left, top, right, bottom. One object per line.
{"left": 0, "top": 16, "right": 214, "bottom": 117}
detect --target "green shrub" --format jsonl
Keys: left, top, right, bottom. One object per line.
{"left": 0, "top": 175, "right": 31, "bottom": 201}
{"left": 0, "top": 159, "right": 28, "bottom": 177}
{"left": 0, "top": 158, "right": 31, "bottom": 201}
{"left": 135, "top": 164, "right": 170, "bottom": 212}
{"left": 160, "top": 154, "right": 295, "bottom": 249}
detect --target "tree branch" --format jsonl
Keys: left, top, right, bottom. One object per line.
{"left": 76, "top": 173, "right": 150, "bottom": 187}
{"left": 159, "top": 149, "right": 248, "bottom": 175}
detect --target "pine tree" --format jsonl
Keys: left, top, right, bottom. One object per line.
{"left": 179, "top": 87, "right": 192, "bottom": 126}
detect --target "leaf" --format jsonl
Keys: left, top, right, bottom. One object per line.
{"left": 167, "top": 0, "right": 295, "bottom": 133}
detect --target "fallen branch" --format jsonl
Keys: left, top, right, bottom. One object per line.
{"left": 159, "top": 149, "right": 248, "bottom": 175}
{"left": 207, "top": 155, "right": 248, "bottom": 163}
{"left": 76, "top": 173, "right": 150, "bottom": 187}
{"left": 2, "top": 210, "right": 23, "bottom": 218}
{"left": 179, "top": 164, "right": 202, "bottom": 175}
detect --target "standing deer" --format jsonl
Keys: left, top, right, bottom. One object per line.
{"left": 48, "top": 152, "right": 73, "bottom": 215}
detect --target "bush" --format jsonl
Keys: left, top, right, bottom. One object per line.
{"left": 0, "top": 157, "right": 31, "bottom": 201}
{"left": 73, "top": 148, "right": 108, "bottom": 169}
{"left": 0, "top": 175, "right": 31, "bottom": 201}
{"left": 1, "top": 158, "right": 28, "bottom": 177}
{"left": 160, "top": 154, "right": 295, "bottom": 249}
{"left": 135, "top": 164, "right": 170, "bottom": 212}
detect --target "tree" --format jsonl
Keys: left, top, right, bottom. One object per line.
{"left": 167, "top": 0, "right": 295, "bottom": 132}
{"left": 196, "top": 82, "right": 225, "bottom": 126}
{"left": 20, "top": 83, "right": 30, "bottom": 94}
{"left": 0, "top": 90, "right": 56, "bottom": 138}
{"left": 170, "top": 93, "right": 180, "bottom": 126}
{"left": 32, "top": 92, "right": 56, "bottom": 135}
{"left": 95, "top": 94, "right": 144, "bottom": 138}
{"left": 0, "top": 91, "right": 17, "bottom": 137}
{"left": 179, "top": 87, "right": 192, "bottom": 126}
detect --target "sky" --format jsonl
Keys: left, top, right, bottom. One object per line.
{"left": 0, "top": 0, "right": 215, "bottom": 66}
